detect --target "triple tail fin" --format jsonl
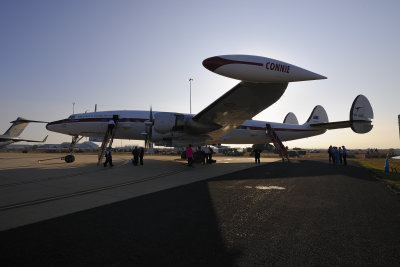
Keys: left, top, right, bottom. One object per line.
{"left": 305, "top": 105, "right": 329, "bottom": 125}
{"left": 350, "top": 95, "right": 374, "bottom": 133}
{"left": 283, "top": 112, "right": 299, "bottom": 124}
{"left": 307, "top": 94, "right": 373, "bottom": 134}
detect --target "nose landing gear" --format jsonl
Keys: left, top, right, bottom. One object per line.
{"left": 64, "top": 135, "right": 83, "bottom": 163}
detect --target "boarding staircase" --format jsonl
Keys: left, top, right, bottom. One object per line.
{"left": 266, "top": 124, "right": 289, "bottom": 162}
{"left": 97, "top": 121, "right": 118, "bottom": 166}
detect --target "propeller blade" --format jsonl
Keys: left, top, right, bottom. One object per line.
{"left": 146, "top": 105, "right": 153, "bottom": 149}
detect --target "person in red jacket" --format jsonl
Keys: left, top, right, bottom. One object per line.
{"left": 186, "top": 144, "right": 194, "bottom": 167}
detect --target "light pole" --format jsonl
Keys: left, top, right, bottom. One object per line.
{"left": 189, "top": 78, "right": 193, "bottom": 114}
{"left": 72, "top": 102, "right": 75, "bottom": 114}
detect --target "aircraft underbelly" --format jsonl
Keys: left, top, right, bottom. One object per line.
{"left": 219, "top": 129, "right": 267, "bottom": 144}
{"left": 65, "top": 122, "right": 145, "bottom": 140}
{"left": 218, "top": 128, "right": 325, "bottom": 144}
{"left": 278, "top": 129, "right": 325, "bottom": 141}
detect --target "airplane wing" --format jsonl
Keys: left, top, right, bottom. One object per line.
{"left": 192, "top": 82, "right": 288, "bottom": 142}
{"left": 190, "top": 54, "right": 326, "bottom": 142}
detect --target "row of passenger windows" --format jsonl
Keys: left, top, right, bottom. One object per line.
{"left": 68, "top": 114, "right": 116, "bottom": 119}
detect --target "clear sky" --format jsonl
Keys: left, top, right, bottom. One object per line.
{"left": 1, "top": 0, "right": 399, "bottom": 149}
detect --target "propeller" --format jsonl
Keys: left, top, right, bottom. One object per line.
{"left": 144, "top": 106, "right": 154, "bottom": 149}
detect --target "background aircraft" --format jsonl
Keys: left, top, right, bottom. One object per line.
{"left": 46, "top": 55, "right": 373, "bottom": 151}
{"left": 0, "top": 117, "right": 48, "bottom": 148}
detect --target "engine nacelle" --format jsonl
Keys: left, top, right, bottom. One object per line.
{"left": 153, "top": 112, "right": 189, "bottom": 134}
{"left": 153, "top": 112, "right": 175, "bottom": 133}
{"left": 151, "top": 130, "right": 173, "bottom": 142}
{"left": 151, "top": 129, "right": 186, "bottom": 147}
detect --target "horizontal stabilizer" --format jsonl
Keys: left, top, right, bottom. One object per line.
{"left": 10, "top": 118, "right": 49, "bottom": 124}
{"left": 283, "top": 112, "right": 299, "bottom": 124}
{"left": 309, "top": 94, "right": 373, "bottom": 134}
{"left": 309, "top": 120, "right": 351, "bottom": 129}
{"left": 7, "top": 135, "right": 48, "bottom": 143}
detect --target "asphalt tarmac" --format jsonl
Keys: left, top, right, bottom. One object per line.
{"left": 0, "top": 153, "right": 274, "bottom": 231}
{"left": 1, "top": 157, "right": 400, "bottom": 266}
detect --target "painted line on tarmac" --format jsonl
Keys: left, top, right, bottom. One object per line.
{"left": 0, "top": 168, "right": 188, "bottom": 212}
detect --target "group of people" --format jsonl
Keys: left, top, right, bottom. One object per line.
{"left": 132, "top": 146, "right": 145, "bottom": 166}
{"left": 103, "top": 146, "right": 145, "bottom": 167}
{"left": 200, "top": 145, "right": 214, "bottom": 165}
{"left": 328, "top": 145, "right": 347, "bottom": 165}
{"left": 185, "top": 144, "right": 214, "bottom": 167}
{"left": 104, "top": 115, "right": 147, "bottom": 167}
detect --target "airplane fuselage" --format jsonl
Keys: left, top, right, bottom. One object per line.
{"left": 46, "top": 110, "right": 325, "bottom": 146}
{"left": 0, "top": 138, "right": 14, "bottom": 148}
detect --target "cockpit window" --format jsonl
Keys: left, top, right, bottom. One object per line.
{"left": 68, "top": 115, "right": 76, "bottom": 119}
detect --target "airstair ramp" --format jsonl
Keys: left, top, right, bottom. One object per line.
{"left": 97, "top": 121, "right": 118, "bottom": 166}
{"left": 266, "top": 124, "right": 289, "bottom": 162}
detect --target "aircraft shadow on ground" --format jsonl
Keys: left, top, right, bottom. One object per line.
{"left": 0, "top": 159, "right": 378, "bottom": 266}
{"left": 210, "top": 159, "right": 378, "bottom": 183}
{"left": 0, "top": 174, "right": 239, "bottom": 266}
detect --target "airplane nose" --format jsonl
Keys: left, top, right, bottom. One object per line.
{"left": 46, "top": 121, "right": 59, "bottom": 131}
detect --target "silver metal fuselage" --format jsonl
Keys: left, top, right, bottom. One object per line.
{"left": 46, "top": 110, "right": 325, "bottom": 145}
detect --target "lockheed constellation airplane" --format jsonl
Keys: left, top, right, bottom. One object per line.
{"left": 46, "top": 55, "right": 373, "bottom": 154}
{"left": 0, "top": 117, "right": 48, "bottom": 148}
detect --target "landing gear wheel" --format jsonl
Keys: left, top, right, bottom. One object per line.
{"left": 64, "top": 155, "right": 75, "bottom": 163}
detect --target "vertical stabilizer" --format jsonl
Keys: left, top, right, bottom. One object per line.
{"left": 350, "top": 94, "right": 374, "bottom": 133}
{"left": 305, "top": 106, "right": 329, "bottom": 125}
{"left": 4, "top": 117, "right": 30, "bottom": 137}
{"left": 283, "top": 112, "right": 299, "bottom": 124}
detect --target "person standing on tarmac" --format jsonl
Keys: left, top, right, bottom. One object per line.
{"left": 253, "top": 148, "right": 261, "bottom": 164}
{"left": 342, "top": 146, "right": 348, "bottom": 166}
{"left": 104, "top": 148, "right": 113, "bottom": 167}
{"left": 334, "top": 146, "right": 340, "bottom": 165}
{"left": 209, "top": 146, "right": 214, "bottom": 162}
{"left": 199, "top": 146, "right": 206, "bottom": 165}
{"left": 132, "top": 146, "right": 139, "bottom": 166}
{"left": 328, "top": 145, "right": 333, "bottom": 163}
{"left": 331, "top": 146, "right": 337, "bottom": 164}
{"left": 139, "top": 147, "right": 144, "bottom": 165}
{"left": 203, "top": 146, "right": 210, "bottom": 164}
{"left": 186, "top": 144, "right": 194, "bottom": 167}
